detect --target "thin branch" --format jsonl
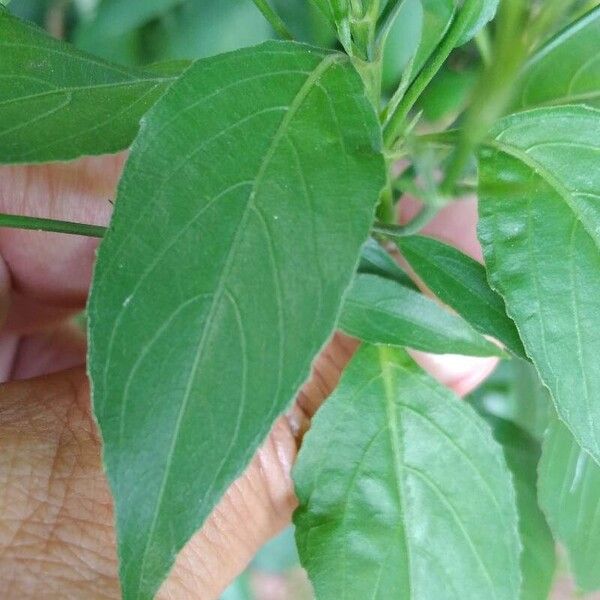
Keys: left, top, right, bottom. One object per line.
{"left": 0, "top": 213, "right": 106, "bottom": 237}
{"left": 250, "top": 0, "right": 294, "bottom": 40}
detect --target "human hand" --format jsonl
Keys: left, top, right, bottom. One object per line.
{"left": 0, "top": 155, "right": 497, "bottom": 599}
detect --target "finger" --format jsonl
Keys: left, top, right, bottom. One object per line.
{"left": 10, "top": 321, "right": 86, "bottom": 381}
{"left": 0, "top": 154, "right": 124, "bottom": 332}
{"left": 398, "top": 194, "right": 482, "bottom": 261}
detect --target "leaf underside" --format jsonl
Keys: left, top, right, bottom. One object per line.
{"left": 478, "top": 105, "right": 600, "bottom": 463}
{"left": 294, "top": 344, "right": 521, "bottom": 600}
{"left": 88, "top": 41, "right": 385, "bottom": 599}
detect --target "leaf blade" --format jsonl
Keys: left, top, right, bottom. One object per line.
{"left": 0, "top": 10, "right": 184, "bottom": 163}
{"left": 514, "top": 6, "right": 600, "bottom": 110}
{"left": 340, "top": 273, "right": 504, "bottom": 356}
{"left": 478, "top": 105, "right": 600, "bottom": 462}
{"left": 398, "top": 235, "right": 526, "bottom": 358}
{"left": 88, "top": 41, "right": 385, "bottom": 599}
{"left": 293, "top": 344, "right": 521, "bottom": 599}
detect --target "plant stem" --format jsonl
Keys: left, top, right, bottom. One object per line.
{"left": 0, "top": 213, "right": 106, "bottom": 237}
{"left": 250, "top": 0, "right": 294, "bottom": 40}
{"left": 440, "top": 0, "right": 529, "bottom": 196}
{"left": 382, "top": 0, "right": 480, "bottom": 148}
{"left": 373, "top": 204, "right": 439, "bottom": 237}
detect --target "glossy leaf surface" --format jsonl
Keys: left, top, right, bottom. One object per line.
{"left": 88, "top": 42, "right": 385, "bottom": 599}
{"left": 398, "top": 235, "right": 526, "bottom": 357}
{"left": 514, "top": 6, "right": 600, "bottom": 109}
{"left": 0, "top": 9, "right": 183, "bottom": 163}
{"left": 539, "top": 417, "right": 600, "bottom": 593}
{"left": 478, "top": 106, "right": 600, "bottom": 462}
{"left": 294, "top": 344, "right": 521, "bottom": 600}
{"left": 340, "top": 273, "right": 504, "bottom": 356}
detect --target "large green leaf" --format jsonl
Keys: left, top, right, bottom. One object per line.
{"left": 88, "top": 42, "right": 385, "bottom": 599}
{"left": 539, "top": 417, "right": 600, "bottom": 592}
{"left": 478, "top": 105, "right": 600, "bottom": 462}
{"left": 0, "top": 9, "right": 184, "bottom": 163}
{"left": 398, "top": 235, "right": 526, "bottom": 358}
{"left": 513, "top": 6, "right": 600, "bottom": 110}
{"left": 340, "top": 273, "right": 505, "bottom": 356}
{"left": 293, "top": 344, "right": 521, "bottom": 599}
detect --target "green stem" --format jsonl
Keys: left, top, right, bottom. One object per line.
{"left": 0, "top": 213, "right": 106, "bottom": 237}
{"left": 250, "top": 0, "right": 294, "bottom": 40}
{"left": 382, "top": 0, "right": 480, "bottom": 148}
{"left": 373, "top": 204, "right": 439, "bottom": 238}
{"left": 474, "top": 27, "right": 492, "bottom": 67}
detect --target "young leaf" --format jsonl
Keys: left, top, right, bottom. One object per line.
{"left": 474, "top": 413, "right": 555, "bottom": 600}
{"left": 0, "top": 10, "right": 185, "bottom": 163}
{"left": 293, "top": 344, "right": 521, "bottom": 600}
{"left": 398, "top": 235, "right": 526, "bottom": 358}
{"left": 538, "top": 417, "right": 600, "bottom": 593}
{"left": 478, "top": 106, "right": 600, "bottom": 462}
{"left": 358, "top": 237, "right": 418, "bottom": 291}
{"left": 88, "top": 42, "right": 385, "bottom": 599}
{"left": 340, "top": 273, "right": 505, "bottom": 356}
{"left": 514, "top": 6, "right": 600, "bottom": 110}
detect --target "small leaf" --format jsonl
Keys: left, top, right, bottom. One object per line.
{"left": 478, "top": 105, "right": 600, "bottom": 463}
{"left": 88, "top": 42, "right": 385, "bottom": 599}
{"left": 514, "top": 6, "right": 600, "bottom": 110}
{"left": 473, "top": 410, "right": 555, "bottom": 600}
{"left": 398, "top": 235, "right": 526, "bottom": 358}
{"left": 340, "top": 273, "right": 504, "bottom": 356}
{"left": 294, "top": 344, "right": 521, "bottom": 600}
{"left": 358, "top": 237, "right": 418, "bottom": 291}
{"left": 538, "top": 417, "right": 600, "bottom": 593}
{"left": 0, "top": 10, "right": 185, "bottom": 163}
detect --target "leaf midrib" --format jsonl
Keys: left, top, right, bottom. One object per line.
{"left": 131, "top": 51, "right": 344, "bottom": 598}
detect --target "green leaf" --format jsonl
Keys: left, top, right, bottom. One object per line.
{"left": 514, "top": 6, "right": 600, "bottom": 110}
{"left": 358, "top": 238, "right": 418, "bottom": 291}
{"left": 398, "top": 0, "right": 498, "bottom": 85}
{"left": 0, "top": 10, "right": 184, "bottom": 163}
{"left": 478, "top": 105, "right": 600, "bottom": 462}
{"left": 88, "top": 41, "right": 385, "bottom": 599}
{"left": 293, "top": 344, "right": 521, "bottom": 600}
{"left": 340, "top": 273, "right": 505, "bottom": 356}
{"left": 473, "top": 411, "right": 555, "bottom": 600}
{"left": 539, "top": 417, "right": 600, "bottom": 592}
{"left": 398, "top": 235, "right": 526, "bottom": 358}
